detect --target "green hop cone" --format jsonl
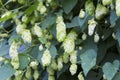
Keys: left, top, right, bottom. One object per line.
{"left": 25, "top": 67, "right": 32, "bottom": 79}
{"left": 95, "top": 4, "right": 108, "bottom": 20}
{"left": 78, "top": 72, "right": 85, "bottom": 80}
{"left": 21, "top": 29, "right": 32, "bottom": 43}
{"left": 16, "top": 23, "right": 26, "bottom": 35}
{"left": 31, "top": 24, "right": 43, "bottom": 38}
{"left": 70, "top": 50, "right": 77, "bottom": 64}
{"left": 33, "top": 70, "right": 39, "bottom": 80}
{"left": 41, "top": 49, "right": 51, "bottom": 67}
{"left": 48, "top": 75, "right": 55, "bottom": 80}
{"left": 67, "top": 30, "right": 77, "bottom": 40}
{"left": 94, "top": 33, "right": 100, "bottom": 43}
{"left": 11, "top": 57, "right": 19, "bottom": 69}
{"left": 88, "top": 18, "right": 97, "bottom": 36}
{"left": 69, "top": 64, "right": 77, "bottom": 75}
{"left": 63, "top": 53, "right": 69, "bottom": 63}
{"left": 29, "top": 60, "right": 39, "bottom": 70}
{"left": 14, "top": 70, "right": 23, "bottom": 80}
{"left": 102, "top": 0, "right": 112, "bottom": 6}
{"left": 47, "top": 66, "right": 55, "bottom": 75}
{"left": 50, "top": 59, "right": 58, "bottom": 70}
{"left": 82, "top": 33, "right": 87, "bottom": 40}
{"left": 63, "top": 37, "right": 75, "bottom": 53}
{"left": 56, "top": 16, "right": 66, "bottom": 42}
{"left": 79, "top": 9, "right": 85, "bottom": 18}
{"left": 23, "top": 77, "right": 28, "bottom": 80}
{"left": 85, "top": 0, "right": 95, "bottom": 16}
{"left": 37, "top": 2, "right": 47, "bottom": 14}
{"left": 22, "top": 15, "right": 28, "bottom": 23}
{"left": 57, "top": 56, "right": 63, "bottom": 71}
{"left": 18, "top": 0, "right": 25, "bottom": 4}
{"left": 116, "top": 0, "right": 120, "bottom": 16}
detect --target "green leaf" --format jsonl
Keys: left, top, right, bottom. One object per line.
{"left": 57, "top": 64, "right": 69, "bottom": 78}
{"left": 97, "top": 38, "right": 116, "bottom": 64}
{"left": 25, "top": 2, "right": 39, "bottom": 16}
{"left": 41, "top": 14, "right": 56, "bottom": 30}
{"left": 102, "top": 60, "right": 120, "bottom": 80}
{"left": 110, "top": 10, "right": 119, "bottom": 25}
{"left": 0, "top": 45, "right": 9, "bottom": 57}
{"left": 61, "top": 0, "right": 78, "bottom": 14}
{"left": 66, "top": 15, "right": 92, "bottom": 31}
{"left": 0, "top": 64, "right": 15, "bottom": 80}
{"left": 113, "top": 72, "right": 120, "bottom": 80}
{"left": 30, "top": 46, "right": 39, "bottom": 59}
{"left": 37, "top": 49, "right": 45, "bottom": 65}
{"left": 0, "top": 12, "right": 15, "bottom": 22}
{"left": 115, "top": 27, "right": 120, "bottom": 46}
{"left": 19, "top": 54, "right": 30, "bottom": 69}
{"left": 80, "top": 49, "right": 97, "bottom": 76}
{"left": 38, "top": 37, "right": 47, "bottom": 44}
{"left": 50, "top": 45, "right": 57, "bottom": 58}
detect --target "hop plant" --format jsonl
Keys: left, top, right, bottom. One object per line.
{"left": 50, "top": 59, "right": 58, "bottom": 70}
{"left": 67, "top": 30, "right": 77, "bottom": 40}
{"left": 33, "top": 70, "right": 39, "bottom": 80}
{"left": 63, "top": 37, "right": 75, "bottom": 53}
{"left": 9, "top": 41, "right": 20, "bottom": 69}
{"left": 69, "top": 64, "right": 77, "bottom": 75}
{"left": 70, "top": 50, "right": 77, "bottom": 64}
{"left": 94, "top": 33, "right": 100, "bottom": 43}
{"left": 16, "top": 23, "right": 26, "bottom": 35}
{"left": 9, "top": 41, "right": 19, "bottom": 58}
{"left": 25, "top": 67, "right": 32, "bottom": 79}
{"left": 85, "top": 0, "right": 95, "bottom": 16}
{"left": 63, "top": 53, "right": 69, "bottom": 63}
{"left": 79, "top": 9, "right": 85, "bottom": 18}
{"left": 48, "top": 75, "right": 55, "bottom": 80}
{"left": 14, "top": 70, "right": 23, "bottom": 80}
{"left": 116, "top": 0, "right": 120, "bottom": 16}
{"left": 102, "top": 0, "right": 112, "bottom": 6}
{"left": 56, "top": 16, "right": 66, "bottom": 42}
{"left": 29, "top": 61, "right": 39, "bottom": 69}
{"left": 88, "top": 18, "right": 97, "bottom": 36}
{"left": 21, "top": 29, "right": 32, "bottom": 43}
{"left": 95, "top": 4, "right": 108, "bottom": 20}
{"left": 57, "top": 56, "right": 63, "bottom": 71}
{"left": 82, "top": 33, "right": 87, "bottom": 40}
{"left": 22, "top": 15, "right": 28, "bottom": 23}
{"left": 31, "top": 24, "right": 43, "bottom": 38}
{"left": 39, "top": 44, "right": 44, "bottom": 51}
{"left": 78, "top": 72, "right": 85, "bottom": 80}
{"left": 11, "top": 57, "right": 19, "bottom": 69}
{"left": 41, "top": 49, "right": 51, "bottom": 67}
{"left": 47, "top": 66, "right": 55, "bottom": 75}
{"left": 37, "top": 2, "right": 47, "bottom": 14}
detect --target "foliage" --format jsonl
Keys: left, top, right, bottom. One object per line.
{"left": 0, "top": 0, "right": 120, "bottom": 80}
